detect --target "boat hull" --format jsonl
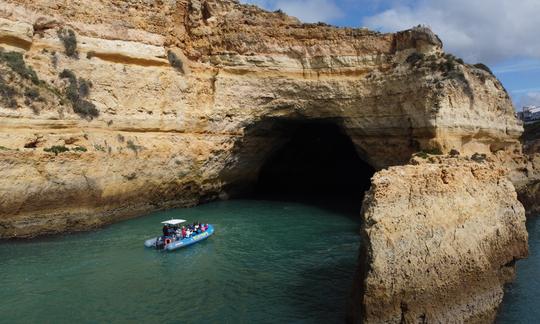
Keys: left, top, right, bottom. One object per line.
{"left": 144, "top": 225, "right": 214, "bottom": 251}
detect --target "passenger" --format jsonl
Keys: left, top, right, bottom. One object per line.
{"left": 181, "top": 226, "right": 187, "bottom": 239}
{"left": 162, "top": 225, "right": 169, "bottom": 236}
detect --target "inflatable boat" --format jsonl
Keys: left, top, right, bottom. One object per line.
{"left": 144, "top": 219, "right": 214, "bottom": 251}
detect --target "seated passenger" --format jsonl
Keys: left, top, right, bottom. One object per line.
{"left": 162, "top": 225, "right": 169, "bottom": 236}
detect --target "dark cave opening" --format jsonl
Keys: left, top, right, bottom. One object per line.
{"left": 252, "top": 121, "right": 375, "bottom": 213}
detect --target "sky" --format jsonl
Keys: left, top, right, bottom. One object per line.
{"left": 241, "top": 0, "right": 540, "bottom": 109}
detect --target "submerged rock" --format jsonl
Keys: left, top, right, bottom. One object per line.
{"left": 352, "top": 161, "right": 528, "bottom": 323}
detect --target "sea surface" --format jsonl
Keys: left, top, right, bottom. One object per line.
{"left": 0, "top": 200, "right": 536, "bottom": 323}
{"left": 497, "top": 215, "right": 540, "bottom": 323}
{"left": 0, "top": 199, "right": 362, "bottom": 323}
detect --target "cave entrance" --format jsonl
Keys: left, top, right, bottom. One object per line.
{"left": 248, "top": 120, "right": 375, "bottom": 213}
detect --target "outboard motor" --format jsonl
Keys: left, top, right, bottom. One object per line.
{"left": 155, "top": 237, "right": 166, "bottom": 250}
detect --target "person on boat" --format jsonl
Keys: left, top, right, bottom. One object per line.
{"left": 162, "top": 225, "right": 169, "bottom": 237}
{"left": 181, "top": 226, "right": 187, "bottom": 239}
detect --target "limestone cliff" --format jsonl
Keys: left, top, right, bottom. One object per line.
{"left": 0, "top": 0, "right": 523, "bottom": 238}
{"left": 352, "top": 160, "right": 528, "bottom": 323}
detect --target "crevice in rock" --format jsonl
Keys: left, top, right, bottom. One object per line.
{"left": 87, "top": 52, "right": 169, "bottom": 67}
{"left": 0, "top": 36, "right": 32, "bottom": 51}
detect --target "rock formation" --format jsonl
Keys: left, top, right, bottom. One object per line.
{"left": 0, "top": 0, "right": 523, "bottom": 238}
{"left": 512, "top": 121, "right": 540, "bottom": 217}
{"left": 351, "top": 159, "right": 528, "bottom": 323}
{"left": 0, "top": 0, "right": 534, "bottom": 323}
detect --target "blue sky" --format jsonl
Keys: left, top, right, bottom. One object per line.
{"left": 242, "top": 0, "right": 540, "bottom": 109}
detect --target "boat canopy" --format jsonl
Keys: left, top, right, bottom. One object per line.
{"left": 161, "top": 219, "right": 187, "bottom": 226}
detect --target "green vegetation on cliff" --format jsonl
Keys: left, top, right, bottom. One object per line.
{"left": 0, "top": 49, "right": 39, "bottom": 84}
{"left": 57, "top": 28, "right": 78, "bottom": 58}
{"left": 59, "top": 69, "right": 99, "bottom": 119}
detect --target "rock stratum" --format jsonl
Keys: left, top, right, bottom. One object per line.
{"left": 0, "top": 0, "right": 533, "bottom": 323}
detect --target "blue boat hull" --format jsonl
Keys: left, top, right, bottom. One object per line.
{"left": 144, "top": 225, "right": 214, "bottom": 251}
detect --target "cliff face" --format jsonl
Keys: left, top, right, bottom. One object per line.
{"left": 0, "top": 0, "right": 523, "bottom": 238}
{"left": 352, "top": 160, "right": 527, "bottom": 323}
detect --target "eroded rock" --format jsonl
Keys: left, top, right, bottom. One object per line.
{"left": 352, "top": 161, "right": 528, "bottom": 323}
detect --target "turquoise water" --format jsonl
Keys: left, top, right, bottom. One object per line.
{"left": 497, "top": 216, "right": 540, "bottom": 323}
{"left": 0, "top": 200, "right": 362, "bottom": 323}
{"left": 1, "top": 199, "right": 537, "bottom": 323}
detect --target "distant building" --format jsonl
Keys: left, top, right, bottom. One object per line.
{"left": 519, "top": 105, "right": 540, "bottom": 123}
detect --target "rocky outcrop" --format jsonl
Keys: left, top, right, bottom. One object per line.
{"left": 0, "top": 0, "right": 523, "bottom": 238}
{"left": 351, "top": 160, "right": 528, "bottom": 323}
{"left": 494, "top": 148, "right": 540, "bottom": 218}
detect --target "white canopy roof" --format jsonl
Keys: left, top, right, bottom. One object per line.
{"left": 161, "top": 219, "right": 186, "bottom": 226}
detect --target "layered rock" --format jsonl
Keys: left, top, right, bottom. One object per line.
{"left": 0, "top": 0, "right": 523, "bottom": 238}
{"left": 352, "top": 160, "right": 528, "bottom": 323}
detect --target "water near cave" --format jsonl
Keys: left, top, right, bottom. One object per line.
{"left": 0, "top": 199, "right": 362, "bottom": 323}
{"left": 1, "top": 200, "right": 537, "bottom": 323}
{"left": 497, "top": 215, "right": 540, "bottom": 323}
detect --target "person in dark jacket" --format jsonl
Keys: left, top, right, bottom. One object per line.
{"left": 162, "top": 225, "right": 169, "bottom": 236}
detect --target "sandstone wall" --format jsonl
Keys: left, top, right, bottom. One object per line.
{"left": 0, "top": 0, "right": 523, "bottom": 238}
{"left": 351, "top": 160, "right": 528, "bottom": 323}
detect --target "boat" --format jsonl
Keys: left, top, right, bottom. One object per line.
{"left": 144, "top": 219, "right": 214, "bottom": 251}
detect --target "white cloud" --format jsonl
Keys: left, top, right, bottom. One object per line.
{"left": 493, "top": 60, "right": 540, "bottom": 74}
{"left": 242, "top": 0, "right": 344, "bottom": 23}
{"left": 522, "top": 92, "right": 540, "bottom": 106}
{"left": 363, "top": 0, "right": 540, "bottom": 64}
{"left": 274, "top": 0, "right": 344, "bottom": 23}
